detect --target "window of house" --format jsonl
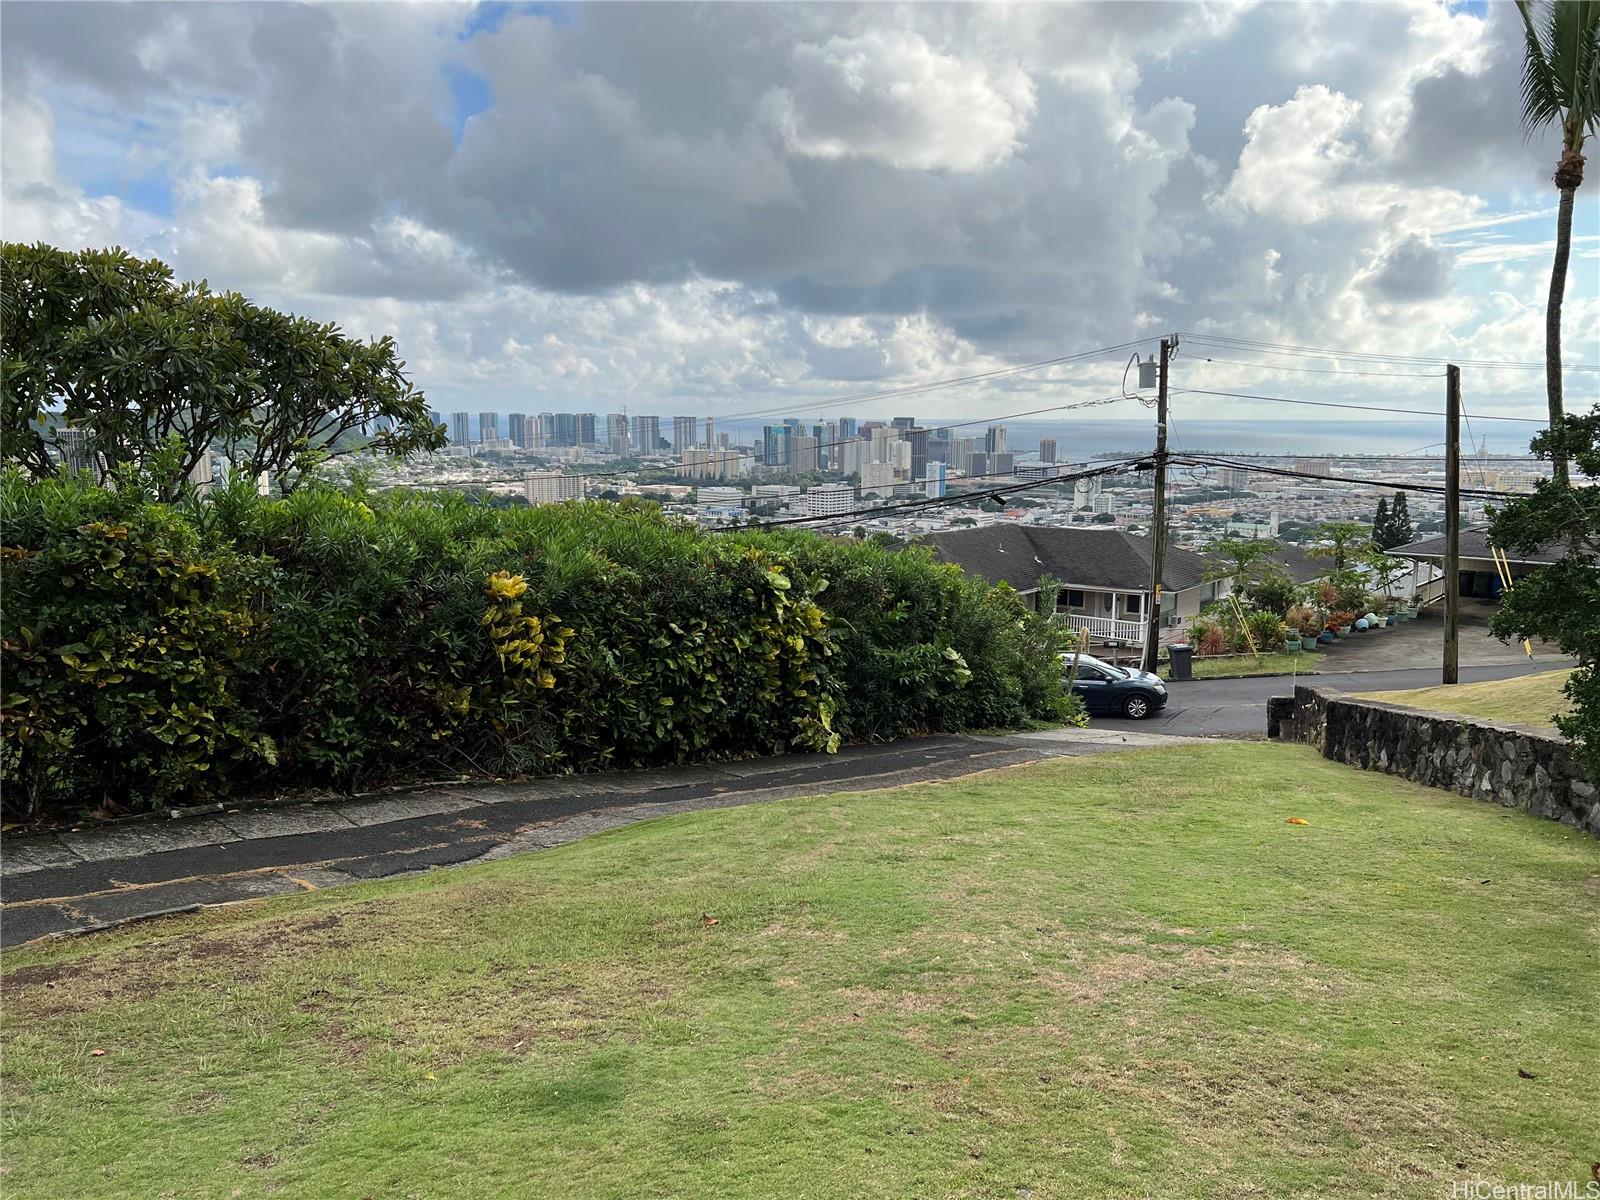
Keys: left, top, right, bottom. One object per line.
{"left": 1203, "top": 581, "right": 1219, "bottom": 602}
{"left": 1125, "top": 593, "right": 1142, "bottom": 615}
{"left": 1060, "top": 589, "right": 1084, "bottom": 608}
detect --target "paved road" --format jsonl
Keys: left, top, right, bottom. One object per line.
{"left": 1, "top": 661, "right": 1564, "bottom": 947}
{"left": 1091, "top": 661, "right": 1564, "bottom": 737}
{"left": 1, "top": 728, "right": 1199, "bottom": 948}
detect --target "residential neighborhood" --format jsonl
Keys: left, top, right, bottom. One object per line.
{"left": 2, "top": 2, "right": 1597, "bottom": 1198}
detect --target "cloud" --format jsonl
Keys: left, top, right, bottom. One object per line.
{"left": 0, "top": 0, "right": 1592, "bottom": 427}
{"left": 763, "top": 30, "right": 1035, "bottom": 172}
{"left": 1364, "top": 234, "right": 1454, "bottom": 302}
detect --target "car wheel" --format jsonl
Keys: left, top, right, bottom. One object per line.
{"left": 1122, "top": 694, "right": 1152, "bottom": 719}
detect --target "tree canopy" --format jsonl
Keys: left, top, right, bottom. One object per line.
{"left": 1371, "top": 491, "right": 1414, "bottom": 550}
{"left": 1, "top": 243, "right": 443, "bottom": 499}
{"left": 1490, "top": 404, "right": 1600, "bottom": 775}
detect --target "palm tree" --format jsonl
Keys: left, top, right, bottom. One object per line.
{"left": 1516, "top": 0, "right": 1600, "bottom": 485}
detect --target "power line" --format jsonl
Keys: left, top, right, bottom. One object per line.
{"left": 1175, "top": 387, "right": 1548, "bottom": 422}
{"left": 426, "top": 392, "right": 1136, "bottom": 490}
{"left": 688, "top": 338, "right": 1158, "bottom": 426}
{"left": 1188, "top": 355, "right": 1441, "bottom": 379}
{"left": 739, "top": 459, "right": 1150, "bottom": 535}
{"left": 1169, "top": 453, "right": 1523, "bottom": 499}
{"left": 1182, "top": 332, "right": 1600, "bottom": 372}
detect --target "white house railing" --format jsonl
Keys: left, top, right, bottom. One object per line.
{"left": 1058, "top": 614, "right": 1145, "bottom": 643}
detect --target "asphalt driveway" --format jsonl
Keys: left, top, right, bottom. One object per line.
{"left": 1092, "top": 660, "right": 1566, "bottom": 737}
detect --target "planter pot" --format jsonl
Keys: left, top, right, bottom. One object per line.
{"left": 1319, "top": 631, "right": 1336, "bottom": 644}
{"left": 1354, "top": 618, "right": 1370, "bottom": 631}
{"left": 1337, "top": 625, "right": 1352, "bottom": 638}
{"left": 1385, "top": 614, "right": 1397, "bottom": 627}
{"left": 1283, "top": 638, "right": 1300, "bottom": 654}
{"left": 1364, "top": 612, "right": 1380, "bottom": 626}
{"left": 1301, "top": 637, "right": 1319, "bottom": 651}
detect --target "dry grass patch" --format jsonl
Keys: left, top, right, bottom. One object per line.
{"left": 3, "top": 743, "right": 1596, "bottom": 1199}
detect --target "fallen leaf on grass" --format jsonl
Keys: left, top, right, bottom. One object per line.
{"left": 1517, "top": 1068, "right": 1535, "bottom": 1080}
{"left": 701, "top": 914, "right": 719, "bottom": 927}
{"left": 1285, "top": 817, "right": 1309, "bottom": 826}
{"left": 89, "top": 1049, "right": 107, "bottom": 1057}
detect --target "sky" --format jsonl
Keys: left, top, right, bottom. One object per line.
{"left": 3, "top": 0, "right": 1598, "bottom": 450}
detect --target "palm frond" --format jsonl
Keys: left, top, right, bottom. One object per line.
{"left": 1519, "top": 0, "right": 1566, "bottom": 136}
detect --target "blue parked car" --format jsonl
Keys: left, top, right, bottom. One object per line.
{"left": 1059, "top": 653, "right": 1169, "bottom": 719}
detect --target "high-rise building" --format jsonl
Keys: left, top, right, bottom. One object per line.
{"left": 1038, "top": 438, "right": 1057, "bottom": 464}
{"left": 993, "top": 452, "right": 1015, "bottom": 476}
{"left": 188, "top": 451, "right": 214, "bottom": 495}
{"left": 56, "top": 426, "right": 95, "bottom": 474}
{"left": 428, "top": 409, "right": 444, "bottom": 434}
{"left": 630, "top": 415, "right": 662, "bottom": 453}
{"left": 606, "top": 412, "right": 628, "bottom": 445}
{"left": 892, "top": 416, "right": 916, "bottom": 432}
{"left": 681, "top": 448, "right": 744, "bottom": 479}
{"left": 1293, "top": 457, "right": 1332, "bottom": 477}
{"left": 554, "top": 413, "right": 579, "bottom": 447}
{"left": 524, "top": 471, "right": 585, "bottom": 504}
{"left": 576, "top": 413, "right": 597, "bottom": 445}
{"left": 451, "top": 412, "right": 471, "bottom": 445}
{"left": 985, "top": 425, "right": 1007, "bottom": 455}
{"left": 535, "top": 413, "right": 556, "bottom": 448}
{"left": 906, "top": 428, "right": 929, "bottom": 483}
{"left": 763, "top": 425, "right": 789, "bottom": 467}
{"left": 801, "top": 483, "right": 855, "bottom": 517}
{"left": 789, "top": 435, "right": 819, "bottom": 473}
{"left": 479, "top": 412, "right": 499, "bottom": 444}
{"left": 507, "top": 413, "right": 529, "bottom": 448}
{"left": 838, "top": 417, "right": 858, "bottom": 438}
{"left": 673, "top": 416, "right": 698, "bottom": 451}
{"left": 834, "top": 438, "right": 868, "bottom": 476}
{"left": 966, "top": 450, "right": 989, "bottom": 478}
{"left": 887, "top": 440, "right": 912, "bottom": 477}
{"left": 860, "top": 462, "right": 897, "bottom": 493}
{"left": 868, "top": 425, "right": 900, "bottom": 464}
{"left": 924, "top": 461, "right": 947, "bottom": 499}
{"left": 703, "top": 417, "right": 714, "bottom": 448}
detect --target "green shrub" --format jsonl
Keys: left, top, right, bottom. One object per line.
{"left": 1, "top": 470, "right": 271, "bottom": 815}
{"left": 2, "top": 476, "right": 1076, "bottom": 819}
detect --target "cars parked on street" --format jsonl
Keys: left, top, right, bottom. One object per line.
{"left": 1060, "top": 653, "right": 1169, "bottom": 719}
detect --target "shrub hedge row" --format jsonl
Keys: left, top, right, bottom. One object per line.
{"left": 1, "top": 470, "right": 1078, "bottom": 818}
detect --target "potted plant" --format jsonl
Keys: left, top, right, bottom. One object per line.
{"left": 1332, "top": 610, "right": 1355, "bottom": 638}
{"left": 1299, "top": 623, "right": 1320, "bottom": 651}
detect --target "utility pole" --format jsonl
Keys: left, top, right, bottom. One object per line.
{"left": 1444, "top": 364, "right": 1461, "bottom": 685}
{"left": 1141, "top": 336, "right": 1172, "bottom": 675}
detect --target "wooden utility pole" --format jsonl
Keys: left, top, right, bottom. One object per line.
{"left": 1444, "top": 364, "right": 1461, "bottom": 685}
{"left": 1141, "top": 336, "right": 1172, "bottom": 674}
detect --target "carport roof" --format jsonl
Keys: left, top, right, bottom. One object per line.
{"left": 1390, "top": 528, "right": 1564, "bottom": 566}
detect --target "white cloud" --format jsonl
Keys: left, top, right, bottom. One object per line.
{"left": 763, "top": 30, "right": 1035, "bottom": 173}
{"left": 0, "top": 0, "right": 1592, "bottom": 429}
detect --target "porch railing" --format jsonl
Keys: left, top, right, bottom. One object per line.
{"left": 1058, "top": 614, "right": 1145, "bottom": 643}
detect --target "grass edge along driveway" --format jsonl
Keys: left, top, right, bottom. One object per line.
{"left": 1357, "top": 668, "right": 1573, "bottom": 731}
{"left": 3, "top": 743, "right": 1596, "bottom": 1199}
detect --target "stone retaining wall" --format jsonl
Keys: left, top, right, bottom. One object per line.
{"left": 1269, "top": 685, "right": 1597, "bottom": 838}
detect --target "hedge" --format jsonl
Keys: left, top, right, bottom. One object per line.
{"left": 1, "top": 470, "right": 1079, "bottom": 819}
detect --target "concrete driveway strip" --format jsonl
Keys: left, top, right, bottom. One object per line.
{"left": 3, "top": 734, "right": 1117, "bottom": 947}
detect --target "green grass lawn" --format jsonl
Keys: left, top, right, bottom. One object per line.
{"left": 1161, "top": 650, "right": 1321, "bottom": 680}
{"left": 1358, "top": 669, "right": 1574, "bottom": 730}
{"left": 4, "top": 744, "right": 1596, "bottom": 1198}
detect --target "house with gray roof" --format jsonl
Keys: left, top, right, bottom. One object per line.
{"left": 1389, "top": 527, "right": 1565, "bottom": 604}
{"left": 914, "top": 526, "right": 1227, "bottom": 644}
